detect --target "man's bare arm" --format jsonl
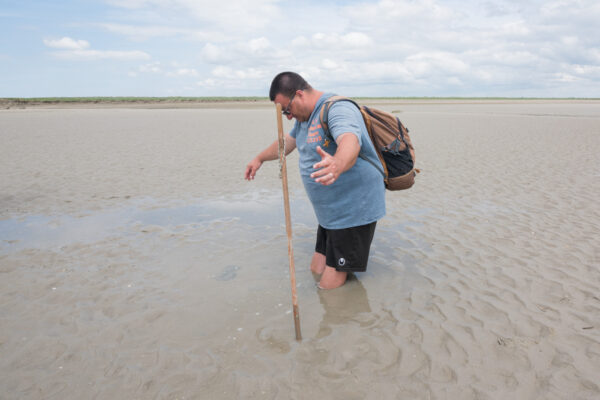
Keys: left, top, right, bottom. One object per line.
{"left": 244, "top": 134, "right": 296, "bottom": 180}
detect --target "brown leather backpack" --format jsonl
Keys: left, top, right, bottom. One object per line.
{"left": 320, "top": 96, "right": 418, "bottom": 190}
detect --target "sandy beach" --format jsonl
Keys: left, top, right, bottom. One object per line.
{"left": 1, "top": 99, "right": 599, "bottom": 399}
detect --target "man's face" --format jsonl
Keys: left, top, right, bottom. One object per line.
{"left": 274, "top": 91, "right": 309, "bottom": 122}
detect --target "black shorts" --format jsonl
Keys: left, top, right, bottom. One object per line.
{"left": 315, "top": 222, "right": 377, "bottom": 272}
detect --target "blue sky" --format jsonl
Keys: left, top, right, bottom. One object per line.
{"left": 1, "top": 0, "right": 599, "bottom": 97}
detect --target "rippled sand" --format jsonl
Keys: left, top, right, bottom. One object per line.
{"left": 1, "top": 100, "right": 599, "bottom": 399}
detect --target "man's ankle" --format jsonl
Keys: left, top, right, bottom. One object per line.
{"left": 318, "top": 267, "right": 347, "bottom": 289}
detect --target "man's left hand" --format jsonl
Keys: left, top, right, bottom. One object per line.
{"left": 311, "top": 146, "right": 340, "bottom": 185}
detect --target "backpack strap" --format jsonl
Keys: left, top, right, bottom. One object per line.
{"left": 319, "top": 96, "right": 359, "bottom": 136}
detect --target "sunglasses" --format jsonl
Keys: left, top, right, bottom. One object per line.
{"left": 282, "top": 93, "right": 296, "bottom": 116}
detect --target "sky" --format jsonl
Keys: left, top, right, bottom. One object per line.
{"left": 1, "top": 0, "right": 599, "bottom": 98}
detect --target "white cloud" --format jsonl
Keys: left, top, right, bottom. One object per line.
{"left": 247, "top": 37, "right": 270, "bottom": 53}
{"left": 100, "top": 23, "right": 184, "bottom": 39}
{"left": 199, "top": 38, "right": 292, "bottom": 69}
{"left": 340, "top": 32, "right": 372, "bottom": 47}
{"left": 289, "top": 32, "right": 373, "bottom": 57}
{"left": 136, "top": 61, "right": 202, "bottom": 78}
{"left": 343, "top": 0, "right": 457, "bottom": 28}
{"left": 201, "top": 43, "right": 225, "bottom": 63}
{"left": 19, "top": 0, "right": 600, "bottom": 96}
{"left": 211, "top": 66, "right": 265, "bottom": 80}
{"left": 405, "top": 52, "right": 470, "bottom": 76}
{"left": 291, "top": 36, "right": 310, "bottom": 47}
{"left": 44, "top": 37, "right": 150, "bottom": 61}
{"left": 552, "top": 72, "right": 579, "bottom": 83}
{"left": 307, "top": 61, "right": 412, "bottom": 89}
{"left": 51, "top": 49, "right": 150, "bottom": 61}
{"left": 322, "top": 59, "right": 338, "bottom": 70}
{"left": 139, "top": 62, "right": 162, "bottom": 73}
{"left": 167, "top": 68, "right": 198, "bottom": 77}
{"left": 570, "top": 64, "right": 600, "bottom": 78}
{"left": 106, "top": 0, "right": 283, "bottom": 32}
{"left": 196, "top": 66, "right": 269, "bottom": 92}
{"left": 104, "top": 0, "right": 148, "bottom": 8}
{"left": 98, "top": 23, "right": 223, "bottom": 42}
{"left": 43, "top": 37, "right": 90, "bottom": 50}
{"left": 197, "top": 78, "right": 217, "bottom": 88}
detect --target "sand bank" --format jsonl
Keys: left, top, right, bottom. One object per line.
{"left": 1, "top": 100, "right": 599, "bottom": 399}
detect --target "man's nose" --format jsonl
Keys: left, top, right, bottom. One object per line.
{"left": 286, "top": 114, "right": 293, "bottom": 120}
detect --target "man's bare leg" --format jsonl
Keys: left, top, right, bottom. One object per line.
{"left": 310, "top": 252, "right": 326, "bottom": 275}
{"left": 318, "top": 266, "right": 347, "bottom": 289}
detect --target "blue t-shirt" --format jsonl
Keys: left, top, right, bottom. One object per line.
{"left": 289, "top": 93, "right": 386, "bottom": 229}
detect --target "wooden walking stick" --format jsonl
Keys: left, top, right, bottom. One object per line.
{"left": 276, "top": 103, "right": 302, "bottom": 341}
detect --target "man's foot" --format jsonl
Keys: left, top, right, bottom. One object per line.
{"left": 310, "top": 252, "right": 326, "bottom": 275}
{"left": 318, "top": 266, "right": 347, "bottom": 289}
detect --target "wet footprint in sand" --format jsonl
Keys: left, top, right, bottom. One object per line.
{"left": 215, "top": 265, "right": 240, "bottom": 281}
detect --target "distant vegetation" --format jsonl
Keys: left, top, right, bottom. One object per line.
{"left": 1, "top": 96, "right": 270, "bottom": 104}
{"left": 356, "top": 96, "right": 599, "bottom": 100}
{"left": 1, "top": 96, "right": 598, "bottom": 107}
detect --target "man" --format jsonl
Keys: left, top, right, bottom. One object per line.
{"left": 244, "top": 72, "right": 385, "bottom": 289}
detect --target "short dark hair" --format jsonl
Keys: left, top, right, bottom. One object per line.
{"left": 269, "top": 71, "right": 312, "bottom": 101}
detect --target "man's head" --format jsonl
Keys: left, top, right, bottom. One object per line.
{"left": 270, "top": 71, "right": 321, "bottom": 122}
{"left": 269, "top": 71, "right": 311, "bottom": 101}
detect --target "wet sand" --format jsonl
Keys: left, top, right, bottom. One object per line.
{"left": 1, "top": 100, "right": 599, "bottom": 399}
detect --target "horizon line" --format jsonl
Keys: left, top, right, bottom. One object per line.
{"left": 3, "top": 96, "right": 600, "bottom": 103}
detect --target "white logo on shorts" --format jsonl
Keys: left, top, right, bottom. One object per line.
{"left": 338, "top": 258, "right": 346, "bottom": 266}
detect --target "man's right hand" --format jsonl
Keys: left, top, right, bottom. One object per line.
{"left": 244, "top": 136, "right": 296, "bottom": 181}
{"left": 244, "top": 158, "right": 263, "bottom": 180}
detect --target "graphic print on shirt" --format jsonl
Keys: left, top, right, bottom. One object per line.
{"left": 307, "top": 120, "right": 326, "bottom": 146}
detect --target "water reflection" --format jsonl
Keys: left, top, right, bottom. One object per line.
{"left": 0, "top": 194, "right": 316, "bottom": 253}
{"left": 315, "top": 276, "right": 371, "bottom": 339}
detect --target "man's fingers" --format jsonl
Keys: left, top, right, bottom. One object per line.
{"left": 313, "top": 147, "right": 332, "bottom": 169}
{"left": 312, "top": 160, "right": 328, "bottom": 170}
{"left": 311, "top": 146, "right": 337, "bottom": 184}
{"left": 245, "top": 163, "right": 259, "bottom": 180}
{"left": 315, "top": 146, "right": 331, "bottom": 161}
{"left": 310, "top": 167, "right": 328, "bottom": 179}
{"left": 245, "top": 159, "right": 263, "bottom": 180}
{"left": 315, "top": 172, "right": 336, "bottom": 185}
{"left": 311, "top": 165, "right": 337, "bottom": 181}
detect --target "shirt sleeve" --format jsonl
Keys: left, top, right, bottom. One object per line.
{"left": 327, "top": 101, "right": 363, "bottom": 147}
{"left": 289, "top": 120, "right": 300, "bottom": 139}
